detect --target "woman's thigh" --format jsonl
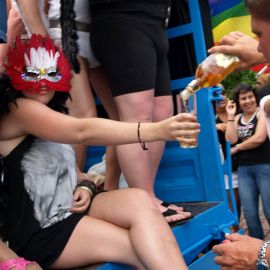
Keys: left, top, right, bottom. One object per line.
{"left": 52, "top": 216, "right": 142, "bottom": 269}
{"left": 89, "top": 188, "right": 159, "bottom": 228}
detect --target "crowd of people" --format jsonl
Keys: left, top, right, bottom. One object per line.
{"left": 1, "top": 0, "right": 270, "bottom": 269}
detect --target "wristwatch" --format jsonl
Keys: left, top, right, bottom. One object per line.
{"left": 257, "top": 240, "right": 270, "bottom": 270}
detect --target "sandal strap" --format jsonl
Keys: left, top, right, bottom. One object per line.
{"left": 0, "top": 258, "right": 35, "bottom": 270}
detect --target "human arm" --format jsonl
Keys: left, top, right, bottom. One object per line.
{"left": 213, "top": 233, "right": 265, "bottom": 270}
{"left": 225, "top": 101, "right": 239, "bottom": 144}
{"left": 0, "top": 240, "right": 42, "bottom": 269}
{"left": 230, "top": 111, "right": 268, "bottom": 155}
{"left": 15, "top": 0, "right": 48, "bottom": 36}
{"left": 6, "top": 6, "right": 26, "bottom": 44}
{"left": 216, "top": 123, "right": 227, "bottom": 133}
{"left": 260, "top": 95, "right": 270, "bottom": 115}
{"left": 4, "top": 98, "right": 200, "bottom": 147}
{"left": 208, "top": 31, "right": 267, "bottom": 70}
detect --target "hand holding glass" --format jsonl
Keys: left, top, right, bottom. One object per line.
{"left": 178, "top": 92, "right": 198, "bottom": 148}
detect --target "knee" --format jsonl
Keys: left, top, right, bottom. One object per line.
{"left": 127, "top": 188, "right": 157, "bottom": 212}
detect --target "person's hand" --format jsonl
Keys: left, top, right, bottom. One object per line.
{"left": 226, "top": 100, "right": 237, "bottom": 118}
{"left": 160, "top": 113, "right": 200, "bottom": 144}
{"left": 216, "top": 123, "right": 227, "bottom": 133}
{"left": 208, "top": 31, "right": 267, "bottom": 70}
{"left": 69, "top": 187, "right": 91, "bottom": 213}
{"left": 213, "top": 233, "right": 262, "bottom": 270}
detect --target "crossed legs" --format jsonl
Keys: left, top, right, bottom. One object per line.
{"left": 52, "top": 189, "right": 188, "bottom": 270}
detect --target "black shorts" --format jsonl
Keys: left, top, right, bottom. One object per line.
{"left": 91, "top": 19, "right": 171, "bottom": 97}
{"left": 20, "top": 213, "right": 84, "bottom": 269}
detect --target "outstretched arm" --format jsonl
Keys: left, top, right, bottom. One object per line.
{"left": 208, "top": 31, "right": 267, "bottom": 70}
{"left": 5, "top": 98, "right": 200, "bottom": 147}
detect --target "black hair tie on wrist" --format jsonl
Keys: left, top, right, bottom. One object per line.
{"left": 137, "top": 122, "right": 148, "bottom": 150}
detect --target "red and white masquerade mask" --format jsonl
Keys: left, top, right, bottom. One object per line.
{"left": 6, "top": 34, "right": 72, "bottom": 92}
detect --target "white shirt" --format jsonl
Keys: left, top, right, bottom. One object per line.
{"left": 260, "top": 95, "right": 270, "bottom": 140}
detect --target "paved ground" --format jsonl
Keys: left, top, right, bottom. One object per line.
{"left": 239, "top": 198, "right": 270, "bottom": 240}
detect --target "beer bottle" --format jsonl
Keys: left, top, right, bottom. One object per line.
{"left": 180, "top": 52, "right": 240, "bottom": 101}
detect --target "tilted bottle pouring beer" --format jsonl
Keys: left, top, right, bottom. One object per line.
{"left": 180, "top": 52, "right": 240, "bottom": 101}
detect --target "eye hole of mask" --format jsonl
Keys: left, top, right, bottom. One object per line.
{"left": 25, "top": 71, "right": 40, "bottom": 78}
{"left": 47, "top": 67, "right": 58, "bottom": 77}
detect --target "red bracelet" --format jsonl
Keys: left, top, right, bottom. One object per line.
{"left": 0, "top": 258, "right": 35, "bottom": 270}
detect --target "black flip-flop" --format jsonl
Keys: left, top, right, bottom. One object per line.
{"left": 162, "top": 208, "right": 193, "bottom": 227}
{"left": 161, "top": 201, "right": 185, "bottom": 212}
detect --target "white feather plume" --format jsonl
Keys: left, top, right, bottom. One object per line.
{"left": 24, "top": 48, "right": 60, "bottom": 69}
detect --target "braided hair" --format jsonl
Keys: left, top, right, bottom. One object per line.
{"left": 60, "top": 0, "right": 80, "bottom": 73}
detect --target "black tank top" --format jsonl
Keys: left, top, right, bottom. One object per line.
{"left": 237, "top": 111, "right": 270, "bottom": 165}
{"left": 2, "top": 136, "right": 77, "bottom": 253}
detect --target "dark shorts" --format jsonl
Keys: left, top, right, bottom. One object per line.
{"left": 91, "top": 19, "right": 171, "bottom": 97}
{"left": 20, "top": 213, "right": 84, "bottom": 269}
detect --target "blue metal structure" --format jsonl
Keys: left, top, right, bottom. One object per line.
{"left": 85, "top": 0, "right": 240, "bottom": 269}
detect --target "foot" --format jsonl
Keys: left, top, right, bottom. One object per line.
{"left": 155, "top": 198, "right": 184, "bottom": 213}
{"left": 161, "top": 208, "right": 193, "bottom": 226}
{"left": 160, "top": 201, "right": 185, "bottom": 213}
{"left": 154, "top": 198, "right": 193, "bottom": 225}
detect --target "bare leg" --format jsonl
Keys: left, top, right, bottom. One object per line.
{"left": 114, "top": 91, "right": 189, "bottom": 220}
{"left": 67, "top": 57, "right": 97, "bottom": 170}
{"left": 89, "top": 66, "right": 121, "bottom": 189}
{"left": 52, "top": 215, "right": 144, "bottom": 269}
{"left": 53, "top": 190, "right": 188, "bottom": 269}
{"left": 88, "top": 189, "right": 188, "bottom": 270}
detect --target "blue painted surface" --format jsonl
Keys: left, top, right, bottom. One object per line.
{"left": 86, "top": 1, "right": 239, "bottom": 269}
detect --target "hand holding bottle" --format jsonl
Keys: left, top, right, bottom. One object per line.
{"left": 181, "top": 52, "right": 240, "bottom": 101}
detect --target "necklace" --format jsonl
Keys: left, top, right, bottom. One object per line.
{"left": 242, "top": 108, "right": 259, "bottom": 124}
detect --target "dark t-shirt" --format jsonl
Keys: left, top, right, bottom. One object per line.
{"left": 90, "top": 0, "right": 171, "bottom": 26}
{"left": 237, "top": 112, "right": 270, "bottom": 165}
{"left": 2, "top": 136, "right": 83, "bottom": 268}
{"left": 216, "top": 115, "right": 238, "bottom": 172}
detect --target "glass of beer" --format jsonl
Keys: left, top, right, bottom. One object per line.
{"left": 178, "top": 91, "right": 198, "bottom": 148}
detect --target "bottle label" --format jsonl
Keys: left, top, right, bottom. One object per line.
{"left": 215, "top": 53, "right": 240, "bottom": 69}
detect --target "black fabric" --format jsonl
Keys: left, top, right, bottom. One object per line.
{"left": 237, "top": 113, "right": 270, "bottom": 165}
{"left": 2, "top": 135, "right": 84, "bottom": 268}
{"left": 216, "top": 115, "right": 239, "bottom": 172}
{"left": 22, "top": 213, "right": 83, "bottom": 269}
{"left": 91, "top": 20, "right": 171, "bottom": 97}
{"left": 90, "top": 0, "right": 170, "bottom": 27}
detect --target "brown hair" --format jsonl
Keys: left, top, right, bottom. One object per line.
{"left": 244, "top": 0, "right": 270, "bottom": 21}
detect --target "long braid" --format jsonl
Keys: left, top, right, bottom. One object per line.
{"left": 60, "top": 0, "right": 80, "bottom": 73}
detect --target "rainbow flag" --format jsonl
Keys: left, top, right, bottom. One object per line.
{"left": 209, "top": 0, "right": 268, "bottom": 73}
{"left": 209, "top": 0, "right": 255, "bottom": 44}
